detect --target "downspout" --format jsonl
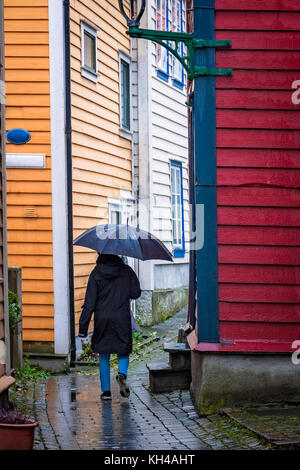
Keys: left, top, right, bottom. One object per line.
{"left": 63, "top": 0, "right": 76, "bottom": 367}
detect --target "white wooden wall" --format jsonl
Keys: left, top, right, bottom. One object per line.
{"left": 132, "top": 0, "right": 189, "bottom": 291}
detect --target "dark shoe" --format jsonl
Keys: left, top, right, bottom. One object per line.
{"left": 116, "top": 373, "right": 130, "bottom": 398}
{"left": 101, "top": 390, "right": 112, "bottom": 400}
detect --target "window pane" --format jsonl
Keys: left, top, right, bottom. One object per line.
{"left": 111, "top": 210, "right": 121, "bottom": 225}
{"left": 156, "top": 0, "right": 168, "bottom": 74}
{"left": 171, "top": 162, "right": 183, "bottom": 248}
{"left": 84, "top": 31, "right": 96, "bottom": 71}
{"left": 121, "top": 60, "right": 130, "bottom": 129}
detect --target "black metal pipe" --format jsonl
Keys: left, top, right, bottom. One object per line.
{"left": 63, "top": 0, "right": 76, "bottom": 367}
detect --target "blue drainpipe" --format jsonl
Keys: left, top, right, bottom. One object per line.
{"left": 193, "top": 0, "right": 219, "bottom": 342}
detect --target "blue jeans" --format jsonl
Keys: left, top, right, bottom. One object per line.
{"left": 99, "top": 354, "right": 129, "bottom": 392}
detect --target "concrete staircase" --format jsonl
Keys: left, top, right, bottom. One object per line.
{"left": 147, "top": 341, "right": 191, "bottom": 393}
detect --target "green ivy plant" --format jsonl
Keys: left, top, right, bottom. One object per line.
{"left": 8, "top": 290, "right": 21, "bottom": 329}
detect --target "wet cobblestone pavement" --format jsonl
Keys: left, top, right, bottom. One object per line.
{"left": 21, "top": 309, "right": 273, "bottom": 450}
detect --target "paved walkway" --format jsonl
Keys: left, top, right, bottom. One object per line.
{"left": 25, "top": 309, "right": 271, "bottom": 450}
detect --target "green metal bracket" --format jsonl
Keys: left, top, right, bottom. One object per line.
{"left": 127, "top": 26, "right": 233, "bottom": 81}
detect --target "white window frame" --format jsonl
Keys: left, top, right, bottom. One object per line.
{"left": 119, "top": 50, "right": 133, "bottom": 140}
{"left": 81, "top": 19, "right": 99, "bottom": 83}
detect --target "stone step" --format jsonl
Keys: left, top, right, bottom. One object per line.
{"left": 164, "top": 342, "right": 191, "bottom": 370}
{"left": 147, "top": 361, "right": 191, "bottom": 393}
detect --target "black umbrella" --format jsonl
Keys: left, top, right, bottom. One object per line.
{"left": 73, "top": 224, "right": 173, "bottom": 261}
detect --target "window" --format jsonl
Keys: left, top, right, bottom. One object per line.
{"left": 156, "top": 0, "right": 168, "bottom": 79}
{"left": 171, "top": 161, "right": 185, "bottom": 257}
{"left": 171, "top": 0, "right": 185, "bottom": 87}
{"left": 155, "top": 0, "right": 186, "bottom": 88}
{"left": 81, "top": 20, "right": 98, "bottom": 82}
{"left": 119, "top": 51, "right": 132, "bottom": 137}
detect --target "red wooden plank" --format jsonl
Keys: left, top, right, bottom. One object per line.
{"left": 217, "top": 110, "right": 299, "bottom": 130}
{"left": 195, "top": 340, "right": 294, "bottom": 353}
{"left": 218, "top": 129, "right": 300, "bottom": 150}
{"left": 217, "top": 168, "right": 300, "bottom": 188}
{"left": 216, "top": 50, "right": 300, "bottom": 70}
{"left": 220, "top": 321, "right": 300, "bottom": 341}
{"left": 219, "top": 301, "right": 300, "bottom": 323}
{"left": 216, "top": 70, "right": 300, "bottom": 90}
{"left": 219, "top": 264, "right": 300, "bottom": 285}
{"left": 216, "top": 90, "right": 296, "bottom": 110}
{"left": 215, "top": 11, "right": 300, "bottom": 31}
{"left": 218, "top": 207, "right": 300, "bottom": 227}
{"left": 219, "top": 283, "right": 300, "bottom": 303}
{"left": 217, "top": 187, "right": 300, "bottom": 207}
{"left": 215, "top": 31, "right": 300, "bottom": 51}
{"left": 217, "top": 149, "right": 300, "bottom": 169}
{"left": 218, "top": 245, "right": 300, "bottom": 265}
{"left": 218, "top": 226, "right": 300, "bottom": 246}
{"left": 215, "top": 0, "right": 300, "bottom": 11}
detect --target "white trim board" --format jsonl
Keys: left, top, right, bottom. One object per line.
{"left": 49, "top": 0, "right": 70, "bottom": 356}
{"left": 6, "top": 153, "right": 45, "bottom": 168}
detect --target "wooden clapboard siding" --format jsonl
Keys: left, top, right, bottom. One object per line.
{"left": 4, "top": 0, "right": 54, "bottom": 345}
{"left": 215, "top": 1, "right": 300, "bottom": 347}
{"left": 70, "top": 0, "right": 132, "bottom": 331}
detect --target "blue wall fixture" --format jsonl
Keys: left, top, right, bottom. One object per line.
{"left": 6, "top": 128, "right": 31, "bottom": 145}
{"left": 194, "top": 0, "right": 219, "bottom": 342}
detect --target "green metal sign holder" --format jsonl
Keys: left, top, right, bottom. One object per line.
{"left": 127, "top": 26, "right": 233, "bottom": 81}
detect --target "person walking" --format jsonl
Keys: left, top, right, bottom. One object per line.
{"left": 78, "top": 253, "right": 141, "bottom": 400}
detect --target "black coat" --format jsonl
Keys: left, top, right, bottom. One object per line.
{"left": 79, "top": 254, "right": 141, "bottom": 356}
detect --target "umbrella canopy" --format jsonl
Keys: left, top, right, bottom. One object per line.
{"left": 73, "top": 224, "right": 173, "bottom": 261}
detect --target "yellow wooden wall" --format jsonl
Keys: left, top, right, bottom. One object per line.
{"left": 70, "top": 0, "right": 132, "bottom": 332}
{"left": 4, "top": 0, "right": 54, "bottom": 347}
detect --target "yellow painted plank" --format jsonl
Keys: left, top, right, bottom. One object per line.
{"left": 71, "top": 81, "right": 118, "bottom": 112}
{"left": 6, "top": 94, "right": 50, "bottom": 106}
{"left": 4, "top": 7, "right": 49, "bottom": 20}
{"left": 22, "top": 279, "right": 53, "bottom": 292}
{"left": 73, "top": 215, "right": 108, "bottom": 230}
{"left": 6, "top": 83, "right": 50, "bottom": 94}
{"left": 72, "top": 131, "right": 130, "bottom": 157}
{"left": 7, "top": 168, "right": 51, "bottom": 181}
{"left": 6, "top": 143, "right": 51, "bottom": 155}
{"left": 4, "top": 31, "right": 49, "bottom": 44}
{"left": 8, "top": 230, "right": 52, "bottom": 243}
{"left": 23, "top": 330, "right": 54, "bottom": 342}
{"left": 7, "top": 193, "right": 52, "bottom": 205}
{"left": 5, "top": 44, "right": 49, "bottom": 57}
{"left": 5, "top": 69, "right": 49, "bottom": 82}
{"left": 71, "top": 96, "right": 117, "bottom": 125}
{"left": 71, "top": 64, "right": 119, "bottom": 96}
{"left": 22, "top": 267, "right": 53, "bottom": 280}
{"left": 72, "top": 180, "right": 121, "bottom": 198}
{"left": 6, "top": 107, "right": 50, "bottom": 119}
{"left": 72, "top": 143, "right": 131, "bottom": 169}
{"left": 72, "top": 192, "right": 107, "bottom": 207}
{"left": 73, "top": 204, "right": 107, "bottom": 218}
{"left": 72, "top": 105, "right": 119, "bottom": 131}
{"left": 8, "top": 206, "right": 52, "bottom": 218}
{"left": 73, "top": 156, "right": 131, "bottom": 181}
{"left": 6, "top": 118, "right": 50, "bottom": 131}
{"left": 73, "top": 168, "right": 131, "bottom": 189}
{"left": 73, "top": 252, "right": 100, "bottom": 266}
{"left": 4, "top": 0, "right": 48, "bottom": 6}
{"left": 23, "top": 317, "right": 54, "bottom": 329}
{"left": 22, "top": 292, "right": 53, "bottom": 304}
{"left": 7, "top": 181, "right": 52, "bottom": 193}
{"left": 22, "top": 304, "right": 53, "bottom": 316}
{"left": 7, "top": 255, "right": 53, "bottom": 268}
{"left": 8, "top": 243, "right": 52, "bottom": 255}
{"left": 4, "top": 20, "right": 49, "bottom": 32}
{"left": 7, "top": 219, "right": 52, "bottom": 231}
{"left": 73, "top": 263, "right": 96, "bottom": 277}
{"left": 5, "top": 57, "right": 49, "bottom": 69}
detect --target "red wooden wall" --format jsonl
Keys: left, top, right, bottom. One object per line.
{"left": 215, "top": 0, "right": 300, "bottom": 349}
